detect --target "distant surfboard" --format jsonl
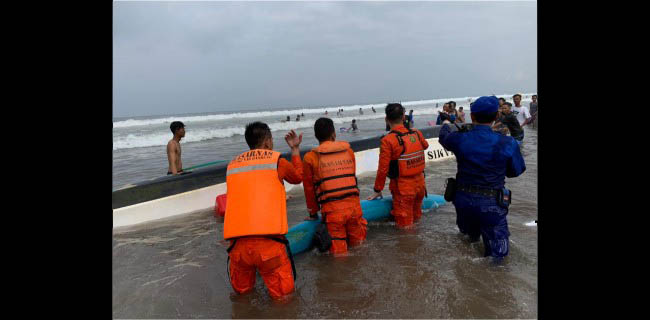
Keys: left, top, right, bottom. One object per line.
{"left": 339, "top": 127, "right": 348, "bottom": 132}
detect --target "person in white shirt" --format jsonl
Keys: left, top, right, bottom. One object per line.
{"left": 511, "top": 94, "right": 532, "bottom": 126}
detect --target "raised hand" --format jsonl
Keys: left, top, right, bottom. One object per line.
{"left": 285, "top": 130, "right": 303, "bottom": 149}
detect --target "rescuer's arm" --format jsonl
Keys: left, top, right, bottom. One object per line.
{"left": 368, "top": 138, "right": 391, "bottom": 200}
{"left": 438, "top": 124, "right": 459, "bottom": 153}
{"left": 506, "top": 140, "right": 527, "bottom": 178}
{"left": 302, "top": 152, "right": 320, "bottom": 219}
{"left": 278, "top": 157, "right": 303, "bottom": 184}
{"left": 279, "top": 130, "right": 304, "bottom": 184}
{"left": 418, "top": 130, "right": 429, "bottom": 150}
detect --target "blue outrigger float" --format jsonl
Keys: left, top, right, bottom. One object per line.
{"left": 286, "top": 195, "right": 446, "bottom": 255}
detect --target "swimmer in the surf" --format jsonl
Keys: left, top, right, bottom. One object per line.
{"left": 346, "top": 119, "right": 359, "bottom": 132}
{"left": 167, "top": 121, "right": 185, "bottom": 175}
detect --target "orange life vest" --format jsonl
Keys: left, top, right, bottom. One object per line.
{"left": 387, "top": 129, "right": 426, "bottom": 179}
{"left": 223, "top": 149, "right": 288, "bottom": 240}
{"left": 311, "top": 141, "right": 359, "bottom": 205}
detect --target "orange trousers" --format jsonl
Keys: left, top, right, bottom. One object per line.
{"left": 324, "top": 203, "right": 368, "bottom": 254}
{"left": 390, "top": 180, "right": 426, "bottom": 228}
{"left": 228, "top": 237, "right": 294, "bottom": 299}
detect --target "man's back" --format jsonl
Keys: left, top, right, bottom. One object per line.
{"left": 302, "top": 143, "right": 359, "bottom": 214}
{"left": 375, "top": 125, "right": 429, "bottom": 190}
{"left": 439, "top": 125, "right": 525, "bottom": 189}
{"left": 380, "top": 125, "right": 428, "bottom": 162}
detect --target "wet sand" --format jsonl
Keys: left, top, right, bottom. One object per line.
{"left": 113, "top": 128, "right": 537, "bottom": 319}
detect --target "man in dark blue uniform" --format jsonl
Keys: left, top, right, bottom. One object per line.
{"left": 439, "top": 96, "right": 526, "bottom": 261}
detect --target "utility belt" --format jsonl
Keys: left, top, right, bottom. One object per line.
{"left": 444, "top": 178, "right": 511, "bottom": 208}
{"left": 457, "top": 184, "right": 500, "bottom": 197}
{"left": 226, "top": 235, "right": 297, "bottom": 281}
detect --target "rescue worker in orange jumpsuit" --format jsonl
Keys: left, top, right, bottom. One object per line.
{"left": 223, "top": 122, "right": 303, "bottom": 300}
{"left": 367, "top": 103, "right": 429, "bottom": 228}
{"left": 303, "top": 118, "right": 368, "bottom": 254}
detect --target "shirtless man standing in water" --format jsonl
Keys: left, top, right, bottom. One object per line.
{"left": 167, "top": 121, "right": 185, "bottom": 175}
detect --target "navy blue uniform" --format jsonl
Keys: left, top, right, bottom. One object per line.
{"left": 439, "top": 123, "right": 526, "bottom": 259}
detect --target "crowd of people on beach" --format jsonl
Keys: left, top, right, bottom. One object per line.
{"left": 165, "top": 94, "right": 537, "bottom": 175}
{"left": 160, "top": 94, "right": 532, "bottom": 300}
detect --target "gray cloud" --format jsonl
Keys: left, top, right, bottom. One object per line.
{"left": 113, "top": 1, "right": 537, "bottom": 118}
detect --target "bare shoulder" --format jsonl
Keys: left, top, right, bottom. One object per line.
{"left": 167, "top": 139, "right": 178, "bottom": 150}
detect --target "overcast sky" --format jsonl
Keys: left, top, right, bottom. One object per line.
{"left": 113, "top": 1, "right": 537, "bottom": 118}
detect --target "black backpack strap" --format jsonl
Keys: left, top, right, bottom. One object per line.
{"left": 268, "top": 236, "right": 297, "bottom": 280}
{"left": 318, "top": 192, "right": 360, "bottom": 204}
{"left": 313, "top": 173, "right": 357, "bottom": 188}
{"left": 316, "top": 186, "right": 360, "bottom": 200}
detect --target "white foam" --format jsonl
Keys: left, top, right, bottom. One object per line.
{"left": 113, "top": 113, "right": 388, "bottom": 150}
{"left": 113, "top": 93, "right": 536, "bottom": 128}
{"left": 113, "top": 104, "right": 388, "bottom": 128}
{"left": 112, "top": 93, "right": 537, "bottom": 150}
{"left": 524, "top": 220, "right": 537, "bottom": 227}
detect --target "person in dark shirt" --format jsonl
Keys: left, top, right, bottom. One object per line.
{"left": 346, "top": 119, "right": 359, "bottom": 132}
{"left": 493, "top": 102, "right": 524, "bottom": 146}
{"left": 449, "top": 101, "right": 458, "bottom": 123}
{"left": 436, "top": 103, "right": 450, "bottom": 125}
{"left": 405, "top": 110, "right": 415, "bottom": 128}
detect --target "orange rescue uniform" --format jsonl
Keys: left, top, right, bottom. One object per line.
{"left": 224, "top": 150, "right": 303, "bottom": 299}
{"left": 373, "top": 124, "right": 429, "bottom": 227}
{"left": 303, "top": 141, "right": 367, "bottom": 254}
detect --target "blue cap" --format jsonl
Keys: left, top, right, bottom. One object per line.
{"left": 470, "top": 96, "right": 499, "bottom": 114}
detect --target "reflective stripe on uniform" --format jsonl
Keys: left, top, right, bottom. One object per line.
{"left": 226, "top": 163, "right": 277, "bottom": 176}
{"left": 399, "top": 151, "right": 425, "bottom": 161}
{"left": 401, "top": 150, "right": 423, "bottom": 157}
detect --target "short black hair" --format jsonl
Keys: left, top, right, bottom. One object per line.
{"left": 449, "top": 101, "right": 456, "bottom": 107}
{"left": 504, "top": 102, "right": 513, "bottom": 107}
{"left": 473, "top": 112, "right": 498, "bottom": 123}
{"left": 385, "top": 103, "right": 405, "bottom": 122}
{"left": 512, "top": 94, "right": 522, "bottom": 99}
{"left": 459, "top": 107, "right": 463, "bottom": 110}
{"left": 244, "top": 121, "right": 272, "bottom": 149}
{"left": 532, "top": 94, "right": 538, "bottom": 98}
{"left": 314, "top": 117, "right": 335, "bottom": 142}
{"left": 352, "top": 119, "right": 356, "bottom": 123}
{"left": 170, "top": 121, "right": 185, "bottom": 134}
{"left": 498, "top": 97, "right": 506, "bottom": 102}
